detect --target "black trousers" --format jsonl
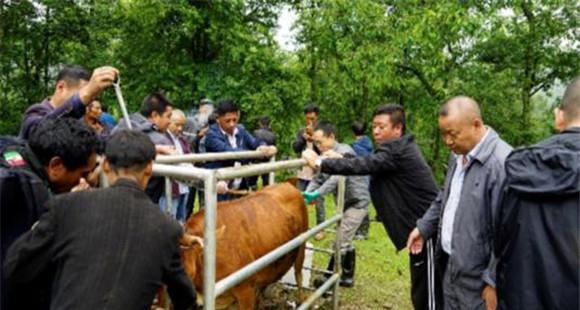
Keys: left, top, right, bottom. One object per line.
{"left": 409, "top": 239, "right": 443, "bottom": 310}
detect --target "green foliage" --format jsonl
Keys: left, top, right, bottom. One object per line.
{"left": 1, "top": 0, "right": 578, "bottom": 181}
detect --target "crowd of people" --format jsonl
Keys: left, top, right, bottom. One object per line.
{"left": 0, "top": 64, "right": 578, "bottom": 310}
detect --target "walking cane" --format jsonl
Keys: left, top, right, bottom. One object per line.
{"left": 112, "top": 76, "right": 132, "bottom": 130}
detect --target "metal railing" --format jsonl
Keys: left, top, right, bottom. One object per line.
{"left": 151, "top": 151, "right": 345, "bottom": 310}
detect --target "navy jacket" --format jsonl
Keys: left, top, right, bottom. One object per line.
{"left": 203, "top": 124, "right": 263, "bottom": 169}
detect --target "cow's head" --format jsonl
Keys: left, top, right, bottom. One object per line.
{"left": 180, "top": 226, "right": 226, "bottom": 283}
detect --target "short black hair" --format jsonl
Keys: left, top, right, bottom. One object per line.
{"left": 105, "top": 130, "right": 156, "bottom": 172}
{"left": 56, "top": 65, "right": 91, "bottom": 86}
{"left": 562, "top": 76, "right": 580, "bottom": 123}
{"left": 351, "top": 121, "right": 366, "bottom": 136}
{"left": 258, "top": 115, "right": 270, "bottom": 128}
{"left": 303, "top": 103, "right": 319, "bottom": 115}
{"left": 314, "top": 120, "right": 336, "bottom": 137}
{"left": 139, "top": 92, "right": 172, "bottom": 118}
{"left": 28, "top": 118, "right": 100, "bottom": 170}
{"left": 373, "top": 104, "right": 406, "bottom": 133}
{"left": 207, "top": 113, "right": 217, "bottom": 125}
{"left": 216, "top": 100, "right": 239, "bottom": 116}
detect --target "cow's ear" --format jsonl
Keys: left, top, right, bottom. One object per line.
{"left": 181, "top": 234, "right": 204, "bottom": 249}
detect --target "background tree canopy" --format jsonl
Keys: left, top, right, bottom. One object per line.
{"left": 1, "top": 0, "right": 578, "bottom": 181}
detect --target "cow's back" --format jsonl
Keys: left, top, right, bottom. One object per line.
{"left": 184, "top": 182, "right": 307, "bottom": 298}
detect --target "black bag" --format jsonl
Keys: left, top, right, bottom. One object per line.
{"left": 1, "top": 136, "right": 51, "bottom": 310}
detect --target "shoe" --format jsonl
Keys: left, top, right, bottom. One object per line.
{"left": 314, "top": 232, "right": 325, "bottom": 241}
{"left": 339, "top": 249, "right": 355, "bottom": 287}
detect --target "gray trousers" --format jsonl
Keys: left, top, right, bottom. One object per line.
{"left": 443, "top": 262, "right": 486, "bottom": 310}
{"left": 337, "top": 205, "right": 368, "bottom": 250}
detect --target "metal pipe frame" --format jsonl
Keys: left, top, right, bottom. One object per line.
{"left": 156, "top": 150, "right": 273, "bottom": 164}
{"left": 296, "top": 274, "right": 340, "bottom": 310}
{"left": 151, "top": 159, "right": 345, "bottom": 310}
{"left": 203, "top": 171, "right": 218, "bottom": 310}
{"left": 215, "top": 159, "right": 306, "bottom": 180}
{"left": 214, "top": 214, "right": 342, "bottom": 297}
{"left": 333, "top": 177, "right": 346, "bottom": 309}
{"left": 164, "top": 177, "right": 173, "bottom": 215}
{"left": 153, "top": 163, "right": 213, "bottom": 180}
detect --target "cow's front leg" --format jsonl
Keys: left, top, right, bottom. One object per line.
{"left": 233, "top": 284, "right": 257, "bottom": 310}
{"left": 294, "top": 245, "right": 306, "bottom": 302}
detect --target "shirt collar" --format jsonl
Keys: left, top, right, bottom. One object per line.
{"left": 219, "top": 126, "right": 238, "bottom": 137}
{"left": 467, "top": 127, "right": 490, "bottom": 161}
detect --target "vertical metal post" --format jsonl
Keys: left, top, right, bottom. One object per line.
{"left": 164, "top": 177, "right": 173, "bottom": 215}
{"left": 203, "top": 172, "right": 218, "bottom": 310}
{"left": 333, "top": 177, "right": 346, "bottom": 310}
{"left": 268, "top": 156, "right": 276, "bottom": 185}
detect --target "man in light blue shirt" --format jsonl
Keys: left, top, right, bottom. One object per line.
{"left": 407, "top": 96, "right": 512, "bottom": 310}
{"left": 440, "top": 129, "right": 490, "bottom": 254}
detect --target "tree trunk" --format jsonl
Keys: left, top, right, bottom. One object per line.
{"left": 43, "top": 6, "right": 50, "bottom": 91}
{"left": 520, "top": 1, "right": 536, "bottom": 146}
{"left": 361, "top": 76, "right": 369, "bottom": 123}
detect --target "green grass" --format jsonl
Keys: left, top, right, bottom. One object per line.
{"left": 307, "top": 197, "right": 413, "bottom": 310}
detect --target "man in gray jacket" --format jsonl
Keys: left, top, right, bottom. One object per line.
{"left": 407, "top": 96, "right": 512, "bottom": 310}
{"left": 113, "top": 92, "right": 175, "bottom": 202}
{"left": 302, "top": 121, "right": 370, "bottom": 287}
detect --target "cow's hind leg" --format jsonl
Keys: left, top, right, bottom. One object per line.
{"left": 233, "top": 284, "right": 257, "bottom": 310}
{"left": 294, "top": 244, "right": 306, "bottom": 302}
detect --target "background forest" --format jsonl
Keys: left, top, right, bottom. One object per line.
{"left": 1, "top": 0, "right": 579, "bottom": 180}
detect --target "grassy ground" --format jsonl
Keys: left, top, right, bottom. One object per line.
{"left": 304, "top": 198, "right": 413, "bottom": 310}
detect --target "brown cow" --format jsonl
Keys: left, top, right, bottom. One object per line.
{"left": 181, "top": 182, "right": 308, "bottom": 309}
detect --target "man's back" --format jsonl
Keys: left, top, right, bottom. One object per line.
{"left": 497, "top": 128, "right": 580, "bottom": 310}
{"left": 4, "top": 179, "right": 195, "bottom": 310}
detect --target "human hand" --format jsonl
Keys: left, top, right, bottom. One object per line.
{"left": 323, "top": 150, "right": 343, "bottom": 159}
{"left": 79, "top": 66, "right": 119, "bottom": 104}
{"left": 301, "top": 191, "right": 320, "bottom": 205}
{"left": 406, "top": 227, "right": 424, "bottom": 255}
{"left": 198, "top": 127, "right": 209, "bottom": 137}
{"left": 482, "top": 285, "right": 497, "bottom": 310}
{"left": 156, "top": 145, "right": 176, "bottom": 155}
{"left": 216, "top": 181, "right": 229, "bottom": 194}
{"left": 257, "top": 145, "right": 277, "bottom": 157}
{"left": 302, "top": 149, "right": 319, "bottom": 168}
{"left": 71, "top": 178, "right": 91, "bottom": 192}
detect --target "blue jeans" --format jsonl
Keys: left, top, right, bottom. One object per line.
{"left": 159, "top": 193, "right": 189, "bottom": 222}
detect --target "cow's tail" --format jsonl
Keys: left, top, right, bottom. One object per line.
{"left": 294, "top": 243, "right": 306, "bottom": 302}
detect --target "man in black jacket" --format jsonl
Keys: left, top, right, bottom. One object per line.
{"left": 302, "top": 104, "right": 440, "bottom": 310}
{"left": 1, "top": 118, "right": 100, "bottom": 310}
{"left": 4, "top": 130, "right": 196, "bottom": 310}
{"left": 495, "top": 77, "right": 580, "bottom": 310}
